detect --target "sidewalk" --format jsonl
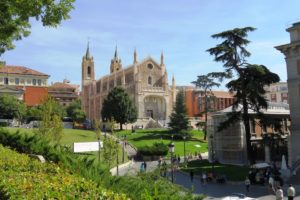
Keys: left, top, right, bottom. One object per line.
{"left": 170, "top": 170, "right": 300, "bottom": 200}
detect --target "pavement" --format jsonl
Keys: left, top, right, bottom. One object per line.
{"left": 109, "top": 133, "right": 300, "bottom": 199}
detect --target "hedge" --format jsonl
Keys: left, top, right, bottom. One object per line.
{"left": 138, "top": 142, "right": 168, "bottom": 156}
{"left": 0, "top": 144, "right": 128, "bottom": 200}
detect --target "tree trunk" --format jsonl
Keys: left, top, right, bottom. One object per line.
{"left": 120, "top": 122, "right": 123, "bottom": 130}
{"left": 242, "top": 98, "right": 254, "bottom": 165}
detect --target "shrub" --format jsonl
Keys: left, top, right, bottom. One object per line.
{"left": 0, "top": 144, "right": 128, "bottom": 199}
{"left": 138, "top": 142, "right": 168, "bottom": 156}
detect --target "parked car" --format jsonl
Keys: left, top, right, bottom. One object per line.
{"left": 222, "top": 193, "right": 257, "bottom": 200}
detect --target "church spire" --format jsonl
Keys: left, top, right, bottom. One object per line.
{"left": 114, "top": 45, "right": 118, "bottom": 59}
{"left": 86, "top": 41, "right": 90, "bottom": 59}
{"left": 160, "top": 51, "right": 164, "bottom": 66}
{"left": 133, "top": 48, "right": 137, "bottom": 64}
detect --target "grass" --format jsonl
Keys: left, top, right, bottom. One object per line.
{"left": 116, "top": 129, "right": 208, "bottom": 156}
{"left": 2, "top": 127, "right": 128, "bottom": 165}
{"left": 182, "top": 160, "right": 249, "bottom": 181}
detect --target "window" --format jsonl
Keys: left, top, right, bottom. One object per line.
{"left": 87, "top": 66, "right": 91, "bottom": 78}
{"left": 15, "top": 78, "right": 19, "bottom": 85}
{"left": 4, "top": 77, "right": 8, "bottom": 85}
{"left": 38, "top": 79, "right": 42, "bottom": 86}
{"left": 147, "top": 63, "right": 153, "bottom": 70}
{"left": 148, "top": 76, "right": 152, "bottom": 85}
{"left": 32, "top": 79, "right": 37, "bottom": 85}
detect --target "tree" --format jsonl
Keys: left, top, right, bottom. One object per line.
{"left": 0, "top": 0, "right": 74, "bottom": 56}
{"left": 0, "top": 94, "right": 26, "bottom": 122}
{"left": 38, "top": 95, "right": 64, "bottom": 143}
{"left": 102, "top": 137, "right": 117, "bottom": 168}
{"left": 207, "top": 27, "right": 280, "bottom": 164}
{"left": 66, "top": 99, "right": 86, "bottom": 123}
{"left": 191, "top": 73, "right": 222, "bottom": 140}
{"left": 168, "top": 90, "right": 189, "bottom": 133}
{"left": 101, "top": 87, "right": 137, "bottom": 130}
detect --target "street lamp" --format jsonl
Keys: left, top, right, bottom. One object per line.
{"left": 209, "top": 134, "right": 214, "bottom": 172}
{"left": 122, "top": 135, "right": 126, "bottom": 163}
{"left": 116, "top": 139, "right": 119, "bottom": 176}
{"left": 183, "top": 135, "right": 186, "bottom": 163}
{"left": 168, "top": 142, "right": 175, "bottom": 183}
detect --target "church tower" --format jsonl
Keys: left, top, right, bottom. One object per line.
{"left": 110, "top": 46, "right": 122, "bottom": 73}
{"left": 82, "top": 42, "right": 95, "bottom": 90}
{"left": 276, "top": 22, "right": 300, "bottom": 167}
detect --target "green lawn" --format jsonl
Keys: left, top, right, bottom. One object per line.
{"left": 2, "top": 127, "right": 128, "bottom": 165}
{"left": 116, "top": 129, "right": 208, "bottom": 156}
{"left": 182, "top": 160, "right": 249, "bottom": 181}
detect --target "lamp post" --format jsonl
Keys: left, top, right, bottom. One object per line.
{"left": 122, "top": 135, "right": 126, "bottom": 163}
{"left": 168, "top": 142, "right": 175, "bottom": 183}
{"left": 116, "top": 139, "right": 119, "bottom": 176}
{"left": 210, "top": 134, "right": 214, "bottom": 172}
{"left": 183, "top": 135, "right": 186, "bottom": 163}
{"left": 171, "top": 134, "right": 174, "bottom": 141}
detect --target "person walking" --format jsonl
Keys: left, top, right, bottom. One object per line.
{"left": 268, "top": 176, "right": 274, "bottom": 193}
{"left": 143, "top": 161, "right": 147, "bottom": 171}
{"left": 190, "top": 170, "right": 194, "bottom": 183}
{"left": 276, "top": 186, "right": 284, "bottom": 200}
{"left": 245, "top": 177, "right": 250, "bottom": 192}
{"left": 287, "top": 184, "right": 296, "bottom": 200}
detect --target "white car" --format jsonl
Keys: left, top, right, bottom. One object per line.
{"left": 222, "top": 193, "right": 257, "bottom": 200}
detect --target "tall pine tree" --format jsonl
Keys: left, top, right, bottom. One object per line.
{"left": 168, "top": 90, "right": 189, "bottom": 133}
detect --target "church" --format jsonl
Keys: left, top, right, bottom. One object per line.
{"left": 81, "top": 45, "right": 176, "bottom": 126}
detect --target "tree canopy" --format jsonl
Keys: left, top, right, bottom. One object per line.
{"left": 66, "top": 99, "right": 86, "bottom": 123}
{"left": 101, "top": 87, "right": 137, "bottom": 130}
{"left": 0, "top": 94, "right": 26, "bottom": 121}
{"left": 0, "top": 0, "right": 74, "bottom": 56}
{"left": 168, "top": 90, "right": 189, "bottom": 133}
{"left": 207, "top": 27, "right": 280, "bottom": 164}
{"left": 191, "top": 73, "right": 223, "bottom": 140}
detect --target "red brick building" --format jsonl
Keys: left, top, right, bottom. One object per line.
{"left": 0, "top": 65, "right": 49, "bottom": 106}
{"left": 179, "top": 86, "right": 234, "bottom": 118}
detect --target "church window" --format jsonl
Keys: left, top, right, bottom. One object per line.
{"left": 87, "top": 66, "right": 91, "bottom": 78}
{"left": 4, "top": 77, "right": 8, "bottom": 85}
{"left": 147, "top": 63, "right": 153, "bottom": 70}
{"left": 38, "top": 79, "right": 42, "bottom": 86}
{"left": 15, "top": 78, "right": 19, "bottom": 85}
{"left": 148, "top": 76, "right": 152, "bottom": 85}
{"left": 32, "top": 79, "right": 37, "bottom": 86}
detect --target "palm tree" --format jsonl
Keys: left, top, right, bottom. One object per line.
{"left": 207, "top": 27, "right": 280, "bottom": 164}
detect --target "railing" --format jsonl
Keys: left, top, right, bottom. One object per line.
{"left": 141, "top": 86, "right": 165, "bottom": 92}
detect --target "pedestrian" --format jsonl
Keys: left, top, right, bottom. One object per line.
{"left": 177, "top": 155, "right": 181, "bottom": 164}
{"left": 268, "top": 176, "right": 274, "bottom": 193}
{"left": 158, "top": 157, "right": 162, "bottom": 168}
{"left": 287, "top": 184, "right": 296, "bottom": 200}
{"left": 276, "top": 186, "right": 284, "bottom": 200}
{"left": 190, "top": 170, "right": 194, "bottom": 183}
{"left": 202, "top": 172, "right": 207, "bottom": 185}
{"left": 140, "top": 162, "right": 144, "bottom": 173}
{"left": 245, "top": 177, "right": 250, "bottom": 192}
{"left": 143, "top": 161, "right": 147, "bottom": 171}
{"left": 162, "top": 161, "right": 167, "bottom": 177}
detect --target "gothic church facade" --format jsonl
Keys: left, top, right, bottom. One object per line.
{"left": 81, "top": 46, "right": 176, "bottom": 124}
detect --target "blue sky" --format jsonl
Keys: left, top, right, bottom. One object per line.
{"left": 2, "top": 0, "right": 300, "bottom": 88}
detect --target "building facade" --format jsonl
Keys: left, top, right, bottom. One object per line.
{"left": 48, "top": 79, "right": 80, "bottom": 106}
{"left": 0, "top": 65, "right": 49, "bottom": 106}
{"left": 208, "top": 102, "right": 290, "bottom": 165}
{"left": 179, "top": 86, "right": 234, "bottom": 118}
{"left": 276, "top": 22, "right": 300, "bottom": 167}
{"left": 264, "top": 82, "right": 289, "bottom": 103}
{"left": 81, "top": 46, "right": 176, "bottom": 123}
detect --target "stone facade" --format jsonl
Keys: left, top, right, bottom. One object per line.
{"left": 81, "top": 46, "right": 176, "bottom": 123}
{"left": 276, "top": 22, "right": 300, "bottom": 166}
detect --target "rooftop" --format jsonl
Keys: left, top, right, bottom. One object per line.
{"left": 0, "top": 65, "right": 49, "bottom": 77}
